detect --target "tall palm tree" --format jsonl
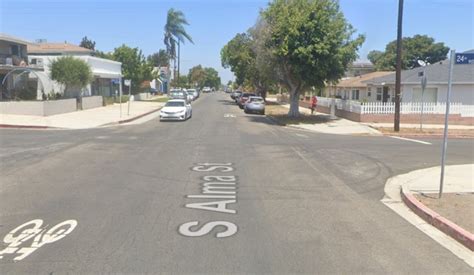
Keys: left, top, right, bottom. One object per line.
{"left": 164, "top": 8, "right": 193, "bottom": 85}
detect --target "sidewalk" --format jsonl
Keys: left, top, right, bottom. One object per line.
{"left": 266, "top": 98, "right": 381, "bottom": 135}
{"left": 385, "top": 164, "right": 474, "bottom": 252}
{"left": 364, "top": 122, "right": 474, "bottom": 130}
{"left": 0, "top": 101, "right": 165, "bottom": 129}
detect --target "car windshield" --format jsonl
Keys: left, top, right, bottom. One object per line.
{"left": 165, "top": 101, "right": 184, "bottom": 107}
{"left": 250, "top": 98, "right": 264, "bottom": 103}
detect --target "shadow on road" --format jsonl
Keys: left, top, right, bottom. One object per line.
{"left": 217, "top": 99, "right": 237, "bottom": 105}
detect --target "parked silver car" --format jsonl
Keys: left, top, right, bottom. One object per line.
{"left": 244, "top": 96, "right": 265, "bottom": 115}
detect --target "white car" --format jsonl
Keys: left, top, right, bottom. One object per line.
{"left": 159, "top": 99, "right": 192, "bottom": 121}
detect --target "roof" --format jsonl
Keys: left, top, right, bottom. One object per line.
{"left": 27, "top": 42, "right": 93, "bottom": 54}
{"left": 332, "top": 71, "right": 394, "bottom": 88}
{"left": 364, "top": 61, "right": 474, "bottom": 85}
{"left": 0, "top": 33, "right": 35, "bottom": 46}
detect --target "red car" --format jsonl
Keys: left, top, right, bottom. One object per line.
{"left": 238, "top": 93, "right": 256, "bottom": 109}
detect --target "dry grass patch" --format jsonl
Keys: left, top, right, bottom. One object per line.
{"left": 265, "top": 102, "right": 333, "bottom": 125}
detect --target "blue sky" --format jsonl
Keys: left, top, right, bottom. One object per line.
{"left": 1, "top": 0, "right": 473, "bottom": 83}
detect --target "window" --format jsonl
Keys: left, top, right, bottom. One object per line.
{"left": 376, "top": 87, "right": 382, "bottom": 101}
{"left": 351, "top": 89, "right": 359, "bottom": 100}
{"left": 368, "top": 91, "right": 371, "bottom": 97}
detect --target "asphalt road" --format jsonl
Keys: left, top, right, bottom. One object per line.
{"left": 1, "top": 92, "right": 473, "bottom": 273}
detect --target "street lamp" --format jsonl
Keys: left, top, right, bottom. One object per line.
{"left": 417, "top": 60, "right": 428, "bottom": 131}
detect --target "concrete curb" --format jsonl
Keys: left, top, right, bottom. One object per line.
{"left": 117, "top": 106, "right": 163, "bottom": 124}
{"left": 400, "top": 186, "right": 474, "bottom": 251}
{"left": 0, "top": 124, "right": 58, "bottom": 129}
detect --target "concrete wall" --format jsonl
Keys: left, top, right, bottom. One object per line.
{"left": 0, "top": 98, "right": 77, "bottom": 116}
{"left": 135, "top": 93, "right": 151, "bottom": 101}
{"left": 82, "top": 96, "right": 103, "bottom": 110}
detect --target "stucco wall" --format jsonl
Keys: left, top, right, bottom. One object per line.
{"left": 0, "top": 98, "right": 77, "bottom": 116}
{"left": 82, "top": 96, "right": 103, "bottom": 110}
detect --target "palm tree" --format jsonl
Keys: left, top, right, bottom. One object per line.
{"left": 164, "top": 8, "right": 193, "bottom": 85}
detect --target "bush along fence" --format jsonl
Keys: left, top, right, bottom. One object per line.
{"left": 277, "top": 95, "right": 474, "bottom": 125}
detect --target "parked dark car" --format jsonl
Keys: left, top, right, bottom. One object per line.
{"left": 231, "top": 91, "right": 242, "bottom": 100}
{"left": 238, "top": 93, "right": 257, "bottom": 108}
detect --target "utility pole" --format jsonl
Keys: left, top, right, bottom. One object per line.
{"left": 394, "top": 0, "right": 404, "bottom": 132}
{"left": 177, "top": 40, "right": 181, "bottom": 86}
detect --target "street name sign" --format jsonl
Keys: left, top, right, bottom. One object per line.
{"left": 455, "top": 53, "right": 474, "bottom": 64}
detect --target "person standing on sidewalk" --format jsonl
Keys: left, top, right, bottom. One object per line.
{"left": 310, "top": 95, "right": 318, "bottom": 115}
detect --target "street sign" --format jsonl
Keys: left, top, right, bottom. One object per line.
{"left": 124, "top": 79, "right": 131, "bottom": 86}
{"left": 455, "top": 53, "right": 474, "bottom": 64}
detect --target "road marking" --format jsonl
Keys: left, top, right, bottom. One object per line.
{"left": 224, "top": 114, "right": 236, "bottom": 118}
{"left": 95, "top": 136, "right": 109, "bottom": 139}
{"left": 295, "top": 133, "right": 308, "bottom": 138}
{"left": 0, "top": 219, "right": 77, "bottom": 261}
{"left": 389, "top": 136, "right": 432, "bottom": 145}
{"left": 179, "top": 163, "right": 238, "bottom": 238}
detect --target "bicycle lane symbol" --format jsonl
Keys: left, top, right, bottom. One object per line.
{"left": 0, "top": 219, "right": 78, "bottom": 261}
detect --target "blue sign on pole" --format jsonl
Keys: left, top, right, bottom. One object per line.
{"left": 455, "top": 53, "right": 474, "bottom": 64}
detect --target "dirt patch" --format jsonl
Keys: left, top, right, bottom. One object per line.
{"left": 266, "top": 104, "right": 335, "bottom": 125}
{"left": 414, "top": 192, "right": 474, "bottom": 233}
{"left": 375, "top": 127, "right": 474, "bottom": 138}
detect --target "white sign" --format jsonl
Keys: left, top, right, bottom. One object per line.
{"left": 0, "top": 219, "right": 78, "bottom": 261}
{"left": 124, "top": 79, "right": 131, "bottom": 86}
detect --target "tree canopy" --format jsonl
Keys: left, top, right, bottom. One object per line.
{"left": 221, "top": 0, "right": 364, "bottom": 116}
{"left": 164, "top": 8, "right": 194, "bottom": 60}
{"left": 368, "top": 35, "right": 449, "bottom": 70}
{"left": 112, "top": 45, "right": 153, "bottom": 94}
{"left": 49, "top": 56, "right": 93, "bottom": 93}
{"left": 147, "top": 49, "right": 170, "bottom": 67}
{"left": 79, "top": 36, "right": 96, "bottom": 51}
{"left": 186, "top": 65, "right": 221, "bottom": 89}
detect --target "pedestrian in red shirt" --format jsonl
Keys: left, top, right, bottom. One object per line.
{"left": 311, "top": 96, "right": 318, "bottom": 115}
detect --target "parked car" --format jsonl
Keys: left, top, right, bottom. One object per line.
{"left": 238, "top": 93, "right": 257, "bottom": 108}
{"left": 168, "top": 89, "right": 187, "bottom": 101}
{"left": 244, "top": 96, "right": 265, "bottom": 115}
{"left": 188, "top": 89, "right": 199, "bottom": 100}
{"left": 186, "top": 91, "right": 195, "bottom": 102}
{"left": 202, "top": 87, "right": 211, "bottom": 93}
{"left": 231, "top": 91, "right": 242, "bottom": 100}
{"left": 159, "top": 99, "right": 192, "bottom": 121}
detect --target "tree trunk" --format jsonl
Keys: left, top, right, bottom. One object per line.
{"left": 288, "top": 87, "right": 300, "bottom": 117}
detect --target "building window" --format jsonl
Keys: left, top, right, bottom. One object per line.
{"left": 368, "top": 91, "right": 371, "bottom": 97}
{"left": 376, "top": 87, "right": 382, "bottom": 101}
{"left": 351, "top": 89, "right": 359, "bottom": 100}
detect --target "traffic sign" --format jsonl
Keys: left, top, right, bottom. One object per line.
{"left": 455, "top": 53, "right": 474, "bottom": 64}
{"left": 124, "top": 79, "right": 131, "bottom": 86}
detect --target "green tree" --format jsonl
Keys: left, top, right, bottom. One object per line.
{"left": 79, "top": 36, "right": 96, "bottom": 51}
{"left": 203, "top": 67, "right": 221, "bottom": 89}
{"left": 112, "top": 45, "right": 153, "bottom": 94}
{"left": 188, "top": 65, "right": 207, "bottom": 88}
{"left": 147, "top": 49, "right": 170, "bottom": 67}
{"left": 262, "top": 0, "right": 364, "bottom": 117}
{"left": 221, "top": 33, "right": 254, "bottom": 85}
{"left": 49, "top": 56, "right": 92, "bottom": 97}
{"left": 368, "top": 35, "right": 449, "bottom": 70}
{"left": 164, "top": 9, "right": 194, "bottom": 81}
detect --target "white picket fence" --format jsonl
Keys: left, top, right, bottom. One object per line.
{"left": 316, "top": 97, "right": 474, "bottom": 117}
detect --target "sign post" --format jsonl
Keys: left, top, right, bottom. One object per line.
{"left": 439, "top": 50, "right": 456, "bottom": 199}
{"left": 124, "top": 79, "right": 131, "bottom": 116}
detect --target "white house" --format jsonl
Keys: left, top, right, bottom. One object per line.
{"left": 27, "top": 42, "right": 122, "bottom": 99}
{"left": 363, "top": 55, "right": 474, "bottom": 104}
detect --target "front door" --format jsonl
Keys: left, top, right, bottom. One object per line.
{"left": 382, "top": 86, "right": 390, "bottom": 103}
